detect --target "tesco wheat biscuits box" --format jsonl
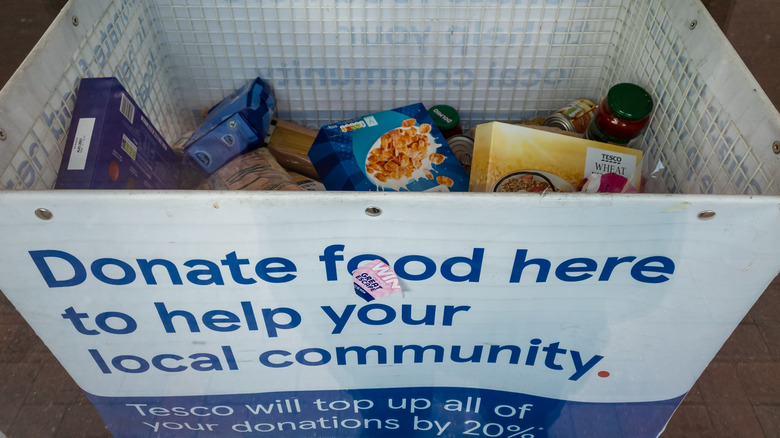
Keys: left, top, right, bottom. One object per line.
{"left": 308, "top": 103, "right": 469, "bottom": 191}
{"left": 470, "top": 122, "right": 644, "bottom": 193}
{"left": 56, "top": 78, "right": 179, "bottom": 189}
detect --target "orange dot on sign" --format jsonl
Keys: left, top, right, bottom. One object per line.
{"left": 108, "top": 161, "right": 120, "bottom": 181}
{"left": 598, "top": 371, "right": 610, "bottom": 378}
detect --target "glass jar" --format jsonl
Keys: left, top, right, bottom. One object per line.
{"left": 586, "top": 83, "right": 654, "bottom": 145}
{"left": 428, "top": 104, "right": 462, "bottom": 139}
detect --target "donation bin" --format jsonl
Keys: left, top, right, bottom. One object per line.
{"left": 0, "top": 1, "right": 778, "bottom": 437}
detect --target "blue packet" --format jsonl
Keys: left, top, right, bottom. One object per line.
{"left": 183, "top": 78, "right": 276, "bottom": 176}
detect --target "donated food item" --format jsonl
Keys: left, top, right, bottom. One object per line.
{"left": 542, "top": 98, "right": 597, "bottom": 134}
{"left": 447, "top": 135, "right": 474, "bottom": 176}
{"left": 288, "top": 171, "right": 326, "bottom": 191}
{"left": 56, "top": 77, "right": 179, "bottom": 189}
{"left": 309, "top": 103, "right": 469, "bottom": 192}
{"left": 470, "top": 122, "right": 643, "bottom": 193}
{"left": 586, "top": 83, "right": 654, "bottom": 145}
{"left": 198, "top": 147, "right": 303, "bottom": 191}
{"left": 467, "top": 123, "right": 584, "bottom": 139}
{"left": 428, "top": 104, "right": 462, "bottom": 139}
{"left": 580, "top": 172, "right": 638, "bottom": 193}
{"left": 525, "top": 125, "right": 584, "bottom": 138}
{"left": 183, "top": 78, "right": 275, "bottom": 176}
{"left": 266, "top": 118, "right": 319, "bottom": 180}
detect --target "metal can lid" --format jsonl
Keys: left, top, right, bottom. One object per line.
{"left": 542, "top": 113, "right": 575, "bottom": 132}
{"left": 606, "top": 83, "right": 654, "bottom": 121}
{"left": 447, "top": 135, "right": 474, "bottom": 166}
{"left": 428, "top": 105, "right": 460, "bottom": 130}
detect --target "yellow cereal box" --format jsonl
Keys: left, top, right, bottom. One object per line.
{"left": 469, "top": 122, "right": 643, "bottom": 193}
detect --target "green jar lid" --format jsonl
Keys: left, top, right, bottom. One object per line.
{"left": 428, "top": 105, "right": 460, "bottom": 130}
{"left": 606, "top": 83, "right": 654, "bottom": 121}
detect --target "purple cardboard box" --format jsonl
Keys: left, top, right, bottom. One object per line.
{"left": 56, "top": 78, "right": 179, "bottom": 189}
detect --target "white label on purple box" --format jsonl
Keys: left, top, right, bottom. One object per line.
{"left": 67, "top": 118, "right": 96, "bottom": 171}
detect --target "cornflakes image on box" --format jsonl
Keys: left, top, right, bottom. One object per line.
{"left": 308, "top": 103, "right": 469, "bottom": 192}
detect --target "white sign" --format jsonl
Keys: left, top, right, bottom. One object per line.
{"left": 1, "top": 191, "right": 778, "bottom": 438}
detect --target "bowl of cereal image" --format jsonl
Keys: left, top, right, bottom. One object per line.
{"left": 364, "top": 118, "right": 452, "bottom": 190}
{"left": 493, "top": 170, "right": 575, "bottom": 193}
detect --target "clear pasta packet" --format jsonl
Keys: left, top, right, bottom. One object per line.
{"left": 198, "top": 147, "right": 304, "bottom": 191}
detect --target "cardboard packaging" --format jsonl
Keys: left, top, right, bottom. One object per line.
{"left": 470, "top": 122, "right": 643, "bottom": 193}
{"left": 308, "top": 103, "right": 469, "bottom": 192}
{"left": 56, "top": 78, "right": 179, "bottom": 189}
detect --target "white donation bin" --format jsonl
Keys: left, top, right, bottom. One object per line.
{"left": 0, "top": 1, "right": 778, "bottom": 437}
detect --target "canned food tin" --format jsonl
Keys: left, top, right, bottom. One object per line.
{"left": 447, "top": 135, "right": 474, "bottom": 176}
{"left": 542, "top": 98, "right": 596, "bottom": 133}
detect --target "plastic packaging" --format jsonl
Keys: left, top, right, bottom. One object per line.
{"left": 183, "top": 78, "right": 276, "bottom": 177}
{"left": 198, "top": 147, "right": 303, "bottom": 191}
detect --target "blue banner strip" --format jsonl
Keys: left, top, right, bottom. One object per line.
{"left": 85, "top": 387, "right": 684, "bottom": 437}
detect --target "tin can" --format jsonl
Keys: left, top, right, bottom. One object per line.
{"left": 447, "top": 135, "right": 474, "bottom": 176}
{"left": 542, "top": 98, "right": 597, "bottom": 133}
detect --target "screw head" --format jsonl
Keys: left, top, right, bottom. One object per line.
{"left": 0, "top": 129, "right": 6, "bottom": 141}
{"left": 773, "top": 141, "right": 780, "bottom": 154}
{"left": 35, "top": 208, "right": 54, "bottom": 220}
{"left": 689, "top": 19, "right": 697, "bottom": 30}
{"left": 697, "top": 210, "right": 716, "bottom": 221}
{"left": 72, "top": 16, "right": 79, "bottom": 26}
{"left": 365, "top": 206, "right": 382, "bottom": 217}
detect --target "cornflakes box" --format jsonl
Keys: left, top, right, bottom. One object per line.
{"left": 308, "top": 103, "right": 469, "bottom": 191}
{"left": 470, "top": 122, "right": 643, "bottom": 193}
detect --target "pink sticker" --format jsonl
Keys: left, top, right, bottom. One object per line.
{"left": 581, "top": 172, "right": 638, "bottom": 193}
{"left": 352, "top": 260, "right": 403, "bottom": 302}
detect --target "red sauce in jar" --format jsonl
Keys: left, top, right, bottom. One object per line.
{"left": 586, "top": 83, "right": 654, "bottom": 145}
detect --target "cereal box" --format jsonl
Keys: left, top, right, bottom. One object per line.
{"left": 56, "top": 78, "right": 179, "bottom": 189}
{"left": 470, "top": 122, "right": 643, "bottom": 192}
{"left": 308, "top": 103, "right": 469, "bottom": 191}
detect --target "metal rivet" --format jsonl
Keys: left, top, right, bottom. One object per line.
{"left": 773, "top": 141, "right": 780, "bottom": 154}
{"left": 72, "top": 16, "right": 79, "bottom": 26}
{"left": 697, "top": 210, "right": 716, "bottom": 221}
{"left": 689, "top": 19, "right": 697, "bottom": 30}
{"left": 0, "top": 129, "right": 6, "bottom": 141}
{"left": 365, "top": 206, "right": 382, "bottom": 217}
{"left": 35, "top": 208, "right": 54, "bottom": 220}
